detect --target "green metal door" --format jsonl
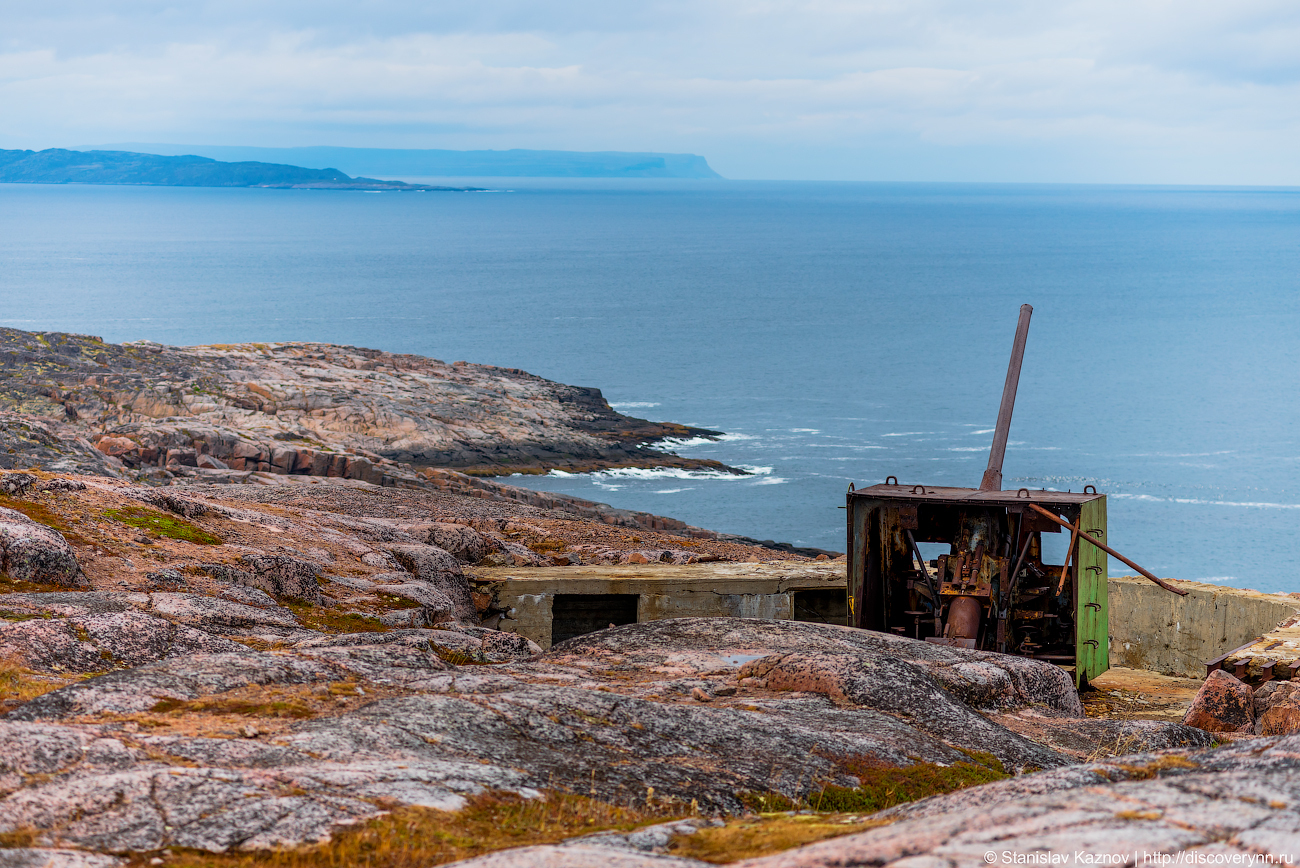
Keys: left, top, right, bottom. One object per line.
{"left": 1075, "top": 496, "right": 1109, "bottom": 687}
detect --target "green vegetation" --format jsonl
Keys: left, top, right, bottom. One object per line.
{"left": 806, "top": 756, "right": 1005, "bottom": 813}
{"left": 738, "top": 753, "right": 1006, "bottom": 818}
{"left": 681, "top": 754, "right": 1006, "bottom": 863}
{"left": 283, "top": 602, "right": 389, "bottom": 634}
{"left": 103, "top": 505, "right": 222, "bottom": 545}
{"left": 0, "top": 493, "right": 92, "bottom": 546}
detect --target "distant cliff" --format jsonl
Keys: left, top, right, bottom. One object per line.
{"left": 0, "top": 148, "right": 478, "bottom": 190}
{"left": 87, "top": 144, "right": 725, "bottom": 179}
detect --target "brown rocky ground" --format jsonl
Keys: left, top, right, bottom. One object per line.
{"left": 0, "top": 469, "right": 1241, "bottom": 867}
{"left": 0, "top": 335, "right": 1291, "bottom": 865}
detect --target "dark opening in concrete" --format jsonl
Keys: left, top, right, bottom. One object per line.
{"left": 551, "top": 594, "right": 640, "bottom": 644}
{"left": 793, "top": 589, "right": 850, "bottom": 625}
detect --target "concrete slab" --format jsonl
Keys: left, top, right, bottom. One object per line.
{"left": 1084, "top": 666, "right": 1203, "bottom": 722}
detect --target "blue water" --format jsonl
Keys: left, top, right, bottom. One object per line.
{"left": 2, "top": 180, "right": 1298, "bottom": 591}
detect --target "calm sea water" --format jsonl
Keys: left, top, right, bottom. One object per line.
{"left": 2, "top": 179, "right": 1298, "bottom": 591}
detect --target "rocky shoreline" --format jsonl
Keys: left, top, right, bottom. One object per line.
{"left": 0, "top": 330, "right": 1296, "bottom": 864}
{"left": 0, "top": 467, "right": 1293, "bottom": 865}
{"left": 0, "top": 328, "right": 735, "bottom": 479}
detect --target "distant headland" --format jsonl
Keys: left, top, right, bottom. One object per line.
{"left": 0, "top": 148, "right": 482, "bottom": 191}
{"left": 84, "top": 143, "right": 725, "bottom": 179}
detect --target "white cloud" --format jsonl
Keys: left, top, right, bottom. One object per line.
{"left": 0, "top": 0, "right": 1297, "bottom": 182}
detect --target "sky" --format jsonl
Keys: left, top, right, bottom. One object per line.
{"left": 1, "top": 1, "right": 1298, "bottom": 183}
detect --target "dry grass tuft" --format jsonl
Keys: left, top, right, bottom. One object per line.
{"left": 0, "top": 657, "right": 71, "bottom": 712}
{"left": 670, "top": 813, "right": 892, "bottom": 863}
{"left": 0, "top": 827, "right": 40, "bottom": 847}
{"left": 0, "top": 493, "right": 94, "bottom": 546}
{"left": 151, "top": 695, "right": 315, "bottom": 720}
{"left": 1113, "top": 755, "right": 1198, "bottom": 780}
{"left": 125, "top": 791, "right": 683, "bottom": 868}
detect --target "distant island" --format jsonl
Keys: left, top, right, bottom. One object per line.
{"left": 86, "top": 143, "right": 725, "bottom": 179}
{"left": 0, "top": 148, "right": 482, "bottom": 191}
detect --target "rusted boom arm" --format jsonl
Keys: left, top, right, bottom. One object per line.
{"left": 1026, "top": 503, "right": 1188, "bottom": 596}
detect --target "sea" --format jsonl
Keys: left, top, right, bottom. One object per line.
{"left": 2, "top": 179, "right": 1298, "bottom": 592}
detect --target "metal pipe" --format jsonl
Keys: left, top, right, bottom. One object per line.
{"left": 906, "top": 529, "right": 942, "bottom": 634}
{"left": 980, "top": 304, "right": 1033, "bottom": 492}
{"left": 1026, "top": 503, "right": 1188, "bottom": 596}
{"left": 1058, "top": 515, "right": 1081, "bottom": 595}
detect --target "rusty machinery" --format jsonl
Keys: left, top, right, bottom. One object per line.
{"left": 846, "top": 305, "right": 1185, "bottom": 688}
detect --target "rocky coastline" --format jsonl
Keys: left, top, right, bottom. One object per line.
{"left": 0, "top": 330, "right": 1296, "bottom": 865}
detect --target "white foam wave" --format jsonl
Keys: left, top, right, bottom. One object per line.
{"left": 1111, "top": 493, "right": 1300, "bottom": 510}
{"left": 947, "top": 447, "right": 987, "bottom": 452}
{"left": 881, "top": 432, "right": 926, "bottom": 437}
{"left": 750, "top": 477, "right": 789, "bottom": 485}
{"left": 790, "top": 428, "right": 820, "bottom": 434}
{"left": 652, "top": 436, "right": 717, "bottom": 450}
{"left": 970, "top": 429, "right": 996, "bottom": 435}
{"left": 592, "top": 467, "right": 747, "bottom": 481}
{"left": 735, "top": 465, "right": 774, "bottom": 475}
{"left": 654, "top": 488, "right": 690, "bottom": 494}
{"left": 610, "top": 402, "right": 661, "bottom": 409}
{"left": 718, "top": 432, "right": 757, "bottom": 441}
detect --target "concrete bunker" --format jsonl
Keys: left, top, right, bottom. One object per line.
{"left": 473, "top": 561, "right": 847, "bottom": 649}
{"left": 551, "top": 593, "right": 640, "bottom": 645}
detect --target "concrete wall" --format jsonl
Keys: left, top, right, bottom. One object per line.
{"left": 1109, "top": 575, "right": 1300, "bottom": 678}
{"left": 476, "top": 562, "right": 846, "bottom": 650}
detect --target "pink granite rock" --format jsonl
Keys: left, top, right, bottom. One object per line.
{"left": 1182, "top": 669, "right": 1255, "bottom": 734}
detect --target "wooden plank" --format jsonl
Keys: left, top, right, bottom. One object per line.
{"left": 1075, "top": 496, "right": 1109, "bottom": 688}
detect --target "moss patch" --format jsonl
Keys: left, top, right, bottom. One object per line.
{"left": 127, "top": 791, "right": 683, "bottom": 868}
{"left": 0, "top": 494, "right": 93, "bottom": 546}
{"left": 739, "top": 753, "right": 1007, "bottom": 818}
{"left": 284, "top": 602, "right": 389, "bottom": 634}
{"left": 104, "top": 505, "right": 222, "bottom": 545}
{"left": 807, "top": 757, "right": 1005, "bottom": 813}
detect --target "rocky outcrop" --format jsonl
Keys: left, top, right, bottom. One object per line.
{"left": 1182, "top": 669, "right": 1256, "bottom": 733}
{"left": 467, "top": 736, "right": 1300, "bottom": 866}
{"left": 386, "top": 543, "right": 477, "bottom": 622}
{"left": 1255, "top": 680, "right": 1300, "bottom": 736}
{"left": 0, "top": 616, "right": 1197, "bottom": 857}
{"left": 235, "top": 554, "right": 324, "bottom": 604}
{"left": 0, "top": 610, "right": 244, "bottom": 674}
{"left": 0, "top": 328, "right": 729, "bottom": 478}
{"left": 0, "top": 507, "right": 85, "bottom": 588}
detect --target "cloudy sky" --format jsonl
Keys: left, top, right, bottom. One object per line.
{"left": 2, "top": 1, "right": 1298, "bottom": 182}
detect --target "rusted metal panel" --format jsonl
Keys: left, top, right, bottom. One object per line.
{"left": 847, "top": 492, "right": 870, "bottom": 628}
{"left": 1075, "top": 496, "right": 1109, "bottom": 687}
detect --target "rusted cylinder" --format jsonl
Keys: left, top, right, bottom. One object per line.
{"left": 947, "top": 596, "right": 982, "bottom": 639}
